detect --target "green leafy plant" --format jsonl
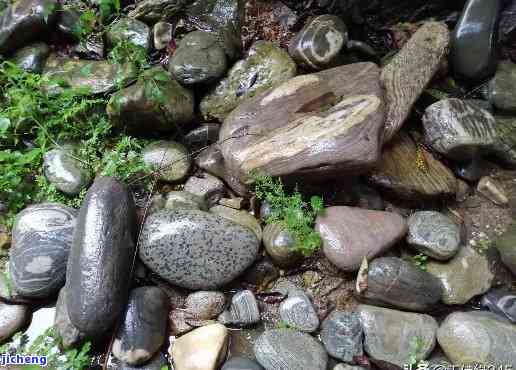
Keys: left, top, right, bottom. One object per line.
{"left": 277, "top": 321, "right": 292, "bottom": 330}
{"left": 72, "top": 9, "right": 97, "bottom": 40}
{"left": 408, "top": 336, "right": 426, "bottom": 366}
{"left": 412, "top": 253, "right": 428, "bottom": 271}
{"left": 99, "top": 0, "right": 121, "bottom": 24}
{"left": 252, "top": 173, "right": 324, "bottom": 256}
{"left": 100, "top": 136, "right": 150, "bottom": 182}
{"left": 1, "top": 328, "right": 92, "bottom": 369}
{"left": 109, "top": 39, "right": 149, "bottom": 72}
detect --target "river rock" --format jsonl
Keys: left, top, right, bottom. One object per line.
{"left": 279, "top": 291, "right": 319, "bottom": 332}
{"left": 477, "top": 176, "right": 509, "bottom": 205}
{"left": 253, "top": 329, "right": 328, "bottom": 370}
{"left": 210, "top": 205, "right": 262, "bottom": 242}
{"left": 43, "top": 55, "right": 137, "bottom": 95}
{"left": 106, "top": 18, "right": 151, "bottom": 51}
{"left": 320, "top": 311, "right": 363, "bottom": 363}
{"left": 499, "top": 0, "right": 516, "bottom": 42}
{"left": 382, "top": 22, "right": 450, "bottom": 142}
{"left": 153, "top": 21, "right": 173, "bottom": 50}
{"left": 67, "top": 177, "right": 136, "bottom": 337}
{"left": 222, "top": 357, "right": 263, "bottom": 370}
{"left": 0, "top": 0, "right": 58, "bottom": 55}
{"left": 437, "top": 311, "right": 516, "bottom": 366}
{"left": 422, "top": 98, "right": 498, "bottom": 161}
{"left": 142, "top": 141, "right": 191, "bottom": 182}
{"left": 494, "top": 115, "right": 516, "bottom": 166}
{"left": 0, "top": 302, "right": 29, "bottom": 342}
{"left": 200, "top": 41, "right": 297, "bottom": 121}
{"left": 427, "top": 246, "right": 494, "bottom": 305}
{"left": 452, "top": 158, "right": 492, "bottom": 182}
{"left": 184, "top": 172, "right": 226, "bottom": 206}
{"left": 407, "top": 211, "right": 460, "bottom": 260}
{"left": 262, "top": 222, "right": 302, "bottom": 268}
{"left": 358, "top": 305, "right": 437, "bottom": 367}
{"left": 184, "top": 123, "right": 220, "bottom": 149}
{"left": 113, "top": 287, "right": 168, "bottom": 366}
{"left": 150, "top": 191, "right": 207, "bottom": 213}
{"left": 117, "top": 353, "right": 169, "bottom": 370}
{"left": 139, "top": 210, "right": 259, "bottom": 290}
{"left": 10, "top": 42, "right": 50, "bottom": 73}
{"left": 370, "top": 133, "right": 458, "bottom": 201}
{"left": 450, "top": 0, "right": 502, "bottom": 82}
{"left": 219, "top": 62, "right": 384, "bottom": 189}
{"left": 481, "top": 288, "right": 516, "bottom": 323}
{"left": 488, "top": 61, "right": 516, "bottom": 112}
{"left": 494, "top": 222, "right": 516, "bottom": 275}
{"left": 54, "top": 288, "right": 85, "bottom": 349}
{"left": 185, "top": 291, "right": 226, "bottom": 321}
{"left": 129, "top": 0, "right": 190, "bottom": 23}
{"left": 358, "top": 257, "right": 442, "bottom": 312}
{"left": 43, "top": 145, "right": 91, "bottom": 195}
{"left": 169, "top": 309, "right": 193, "bottom": 336}
{"left": 107, "top": 66, "right": 194, "bottom": 133}
{"left": 315, "top": 206, "right": 406, "bottom": 272}
{"left": 218, "top": 290, "right": 260, "bottom": 327}
{"left": 9, "top": 203, "right": 77, "bottom": 299}
{"left": 288, "top": 15, "right": 348, "bottom": 70}
{"left": 170, "top": 323, "right": 228, "bottom": 370}
{"left": 169, "top": 31, "right": 227, "bottom": 85}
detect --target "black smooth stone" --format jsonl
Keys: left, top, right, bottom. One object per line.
{"left": 450, "top": 0, "right": 503, "bottom": 82}
{"left": 481, "top": 288, "right": 516, "bottom": 323}
{"left": 113, "top": 287, "right": 168, "bottom": 366}
{"left": 66, "top": 177, "right": 137, "bottom": 338}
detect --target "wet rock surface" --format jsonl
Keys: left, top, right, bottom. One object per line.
{"left": 278, "top": 290, "right": 319, "bottom": 332}
{"left": 316, "top": 206, "right": 406, "bottom": 272}
{"left": 320, "top": 311, "right": 363, "bottom": 363}
{"left": 200, "top": 41, "right": 297, "bottom": 121}
{"left": 262, "top": 222, "right": 301, "bottom": 267}
{"left": 222, "top": 357, "right": 264, "bottom": 370}
{"left": 43, "top": 145, "right": 91, "bottom": 195}
{"left": 0, "top": 0, "right": 58, "bottom": 55}
{"left": 54, "top": 288, "right": 85, "bottom": 349}
{"left": 10, "top": 42, "right": 50, "bottom": 73}
{"left": 218, "top": 290, "right": 260, "bottom": 327}
{"left": 113, "top": 287, "right": 168, "bottom": 366}
{"left": 10, "top": 203, "right": 77, "bottom": 299}
{"left": 106, "top": 18, "right": 151, "bottom": 51}
{"left": 66, "top": 177, "right": 136, "bottom": 337}
{"left": 0, "top": 302, "right": 29, "bottom": 342}
{"left": 142, "top": 141, "right": 191, "bottom": 182}
{"left": 481, "top": 288, "right": 516, "bottom": 323}
{"left": 450, "top": 0, "right": 502, "bottom": 81}
{"left": 139, "top": 210, "right": 259, "bottom": 290}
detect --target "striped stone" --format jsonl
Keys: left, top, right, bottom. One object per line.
{"left": 381, "top": 22, "right": 450, "bottom": 143}
{"left": 422, "top": 98, "right": 498, "bottom": 160}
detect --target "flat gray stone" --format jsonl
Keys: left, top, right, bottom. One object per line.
{"left": 320, "top": 311, "right": 363, "bottom": 362}
{"left": 142, "top": 141, "right": 191, "bottom": 182}
{"left": 279, "top": 291, "right": 319, "bottom": 333}
{"left": 43, "top": 145, "right": 91, "bottom": 195}
{"left": 222, "top": 357, "right": 263, "bottom": 370}
{"left": 218, "top": 290, "right": 260, "bottom": 327}
{"left": 0, "top": 302, "right": 29, "bottom": 342}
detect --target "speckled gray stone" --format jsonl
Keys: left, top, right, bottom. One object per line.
{"left": 422, "top": 98, "right": 498, "bottom": 161}
{"left": 139, "top": 210, "right": 259, "bottom": 290}
{"left": 279, "top": 291, "right": 319, "bottom": 332}
{"left": 358, "top": 257, "right": 442, "bottom": 312}
{"left": 169, "top": 30, "right": 227, "bottom": 85}
{"left": 254, "top": 329, "right": 328, "bottom": 370}
{"left": 218, "top": 290, "right": 260, "bottom": 327}
{"left": 407, "top": 211, "right": 460, "bottom": 260}
{"left": 358, "top": 305, "right": 438, "bottom": 367}
{"left": 142, "top": 140, "right": 191, "bottom": 182}
{"left": 185, "top": 291, "right": 226, "bottom": 320}
{"left": 9, "top": 203, "right": 77, "bottom": 299}
{"left": 288, "top": 15, "right": 348, "bottom": 70}
{"left": 117, "top": 352, "right": 169, "bottom": 370}
{"left": 210, "top": 205, "right": 262, "bottom": 242}
{"left": 222, "top": 357, "right": 263, "bottom": 370}
{"left": 0, "top": 302, "right": 29, "bottom": 342}
{"left": 321, "top": 311, "right": 363, "bottom": 362}
{"left": 54, "top": 288, "right": 85, "bottom": 349}
{"left": 43, "top": 146, "right": 91, "bottom": 195}
{"left": 113, "top": 287, "right": 168, "bottom": 366}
